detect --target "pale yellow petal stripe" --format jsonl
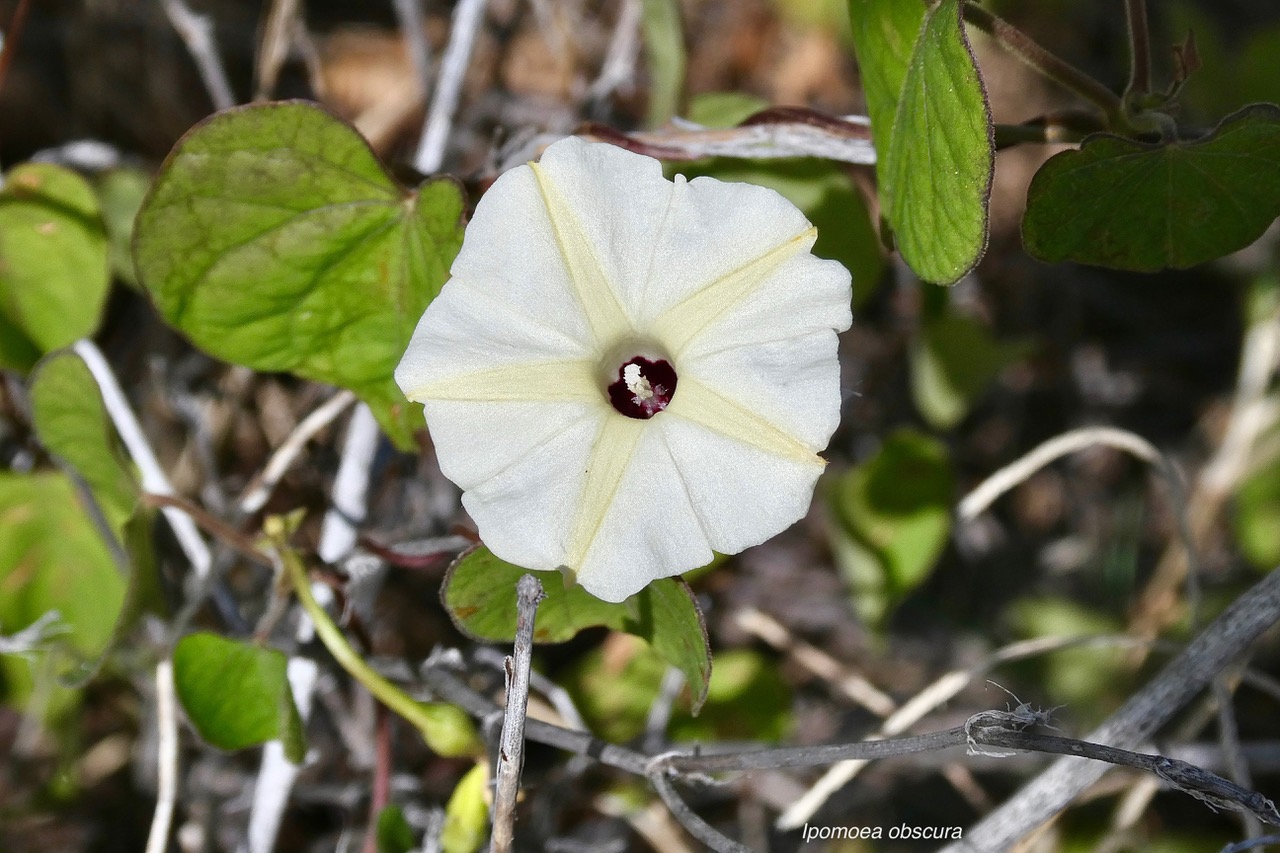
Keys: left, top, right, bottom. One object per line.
{"left": 530, "top": 161, "right": 633, "bottom": 347}
{"left": 652, "top": 226, "right": 817, "bottom": 357}
{"left": 402, "top": 359, "right": 599, "bottom": 403}
{"left": 666, "top": 376, "right": 825, "bottom": 467}
{"left": 564, "top": 414, "right": 646, "bottom": 572}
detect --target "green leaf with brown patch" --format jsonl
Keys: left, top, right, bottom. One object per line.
{"left": 0, "top": 163, "right": 110, "bottom": 361}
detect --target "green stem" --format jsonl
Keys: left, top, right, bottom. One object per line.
{"left": 993, "top": 111, "right": 1104, "bottom": 149}
{"left": 962, "top": 2, "right": 1124, "bottom": 127}
{"left": 1124, "top": 0, "right": 1152, "bottom": 99}
{"left": 273, "top": 524, "right": 452, "bottom": 744}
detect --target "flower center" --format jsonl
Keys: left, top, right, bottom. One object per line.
{"left": 607, "top": 356, "right": 677, "bottom": 419}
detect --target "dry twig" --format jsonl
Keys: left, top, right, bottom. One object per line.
{"left": 491, "top": 575, "right": 545, "bottom": 851}
{"left": 943, "top": 563, "right": 1280, "bottom": 851}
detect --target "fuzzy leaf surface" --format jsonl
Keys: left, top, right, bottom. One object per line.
{"left": 849, "top": 0, "right": 992, "bottom": 283}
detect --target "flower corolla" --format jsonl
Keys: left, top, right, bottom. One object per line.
{"left": 395, "top": 137, "right": 851, "bottom": 602}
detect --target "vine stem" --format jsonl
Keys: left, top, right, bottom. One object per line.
{"left": 271, "top": 518, "right": 457, "bottom": 744}
{"left": 1124, "top": 0, "right": 1152, "bottom": 99}
{"left": 246, "top": 409, "right": 377, "bottom": 853}
{"left": 962, "top": 2, "right": 1123, "bottom": 127}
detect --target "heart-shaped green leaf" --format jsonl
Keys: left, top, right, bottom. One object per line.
{"left": 29, "top": 350, "right": 139, "bottom": 539}
{"left": 830, "top": 429, "right": 953, "bottom": 625}
{"left": 849, "top": 0, "right": 993, "bottom": 284}
{"left": 1023, "top": 104, "right": 1280, "bottom": 272}
{"left": 0, "top": 473, "right": 126, "bottom": 673}
{"left": 440, "top": 763, "right": 489, "bottom": 853}
{"left": 25, "top": 351, "right": 153, "bottom": 690}
{"left": 442, "top": 546, "right": 711, "bottom": 712}
{"left": 910, "top": 313, "right": 1032, "bottom": 430}
{"left": 94, "top": 167, "right": 151, "bottom": 288}
{"left": 133, "top": 101, "right": 466, "bottom": 449}
{"left": 0, "top": 163, "right": 110, "bottom": 359}
{"left": 173, "top": 631, "right": 306, "bottom": 761}
{"left": 0, "top": 473, "right": 129, "bottom": 720}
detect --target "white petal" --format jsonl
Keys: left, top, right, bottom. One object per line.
{"left": 421, "top": 399, "right": 598, "bottom": 490}
{"left": 444, "top": 401, "right": 605, "bottom": 571}
{"left": 394, "top": 137, "right": 852, "bottom": 603}
{"left": 446, "top": 157, "right": 601, "bottom": 348}
{"left": 677, "top": 251, "right": 852, "bottom": 449}
{"left": 665, "top": 376, "right": 823, "bottom": 466}
{"left": 532, "top": 137, "right": 676, "bottom": 330}
{"left": 634, "top": 173, "right": 817, "bottom": 332}
{"left": 395, "top": 274, "right": 594, "bottom": 401}
{"left": 680, "top": 252, "right": 852, "bottom": 358}
{"left": 573, "top": 423, "right": 715, "bottom": 603}
{"left": 680, "top": 332, "right": 842, "bottom": 451}
{"left": 658, "top": 414, "right": 825, "bottom": 556}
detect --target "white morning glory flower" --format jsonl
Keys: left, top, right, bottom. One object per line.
{"left": 395, "top": 137, "right": 851, "bottom": 603}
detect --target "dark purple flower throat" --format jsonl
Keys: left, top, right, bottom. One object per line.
{"left": 607, "top": 356, "right": 677, "bottom": 419}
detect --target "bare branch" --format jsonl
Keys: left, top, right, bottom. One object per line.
{"left": 144, "top": 661, "right": 180, "bottom": 853}
{"left": 392, "top": 0, "right": 433, "bottom": 95}
{"left": 735, "top": 607, "right": 895, "bottom": 717}
{"left": 587, "top": 0, "right": 643, "bottom": 104}
{"left": 959, "top": 426, "right": 1161, "bottom": 520}
{"left": 414, "top": 0, "right": 489, "bottom": 174}
{"left": 160, "top": 0, "right": 236, "bottom": 111}
{"left": 421, "top": 651, "right": 650, "bottom": 775}
{"left": 246, "top": 658, "right": 320, "bottom": 853}
{"left": 237, "top": 388, "right": 357, "bottom": 514}
{"left": 491, "top": 576, "right": 544, "bottom": 851}
{"left": 943, "top": 564, "right": 1280, "bottom": 850}
{"left": 74, "top": 340, "right": 213, "bottom": 853}
{"left": 647, "top": 764, "right": 751, "bottom": 853}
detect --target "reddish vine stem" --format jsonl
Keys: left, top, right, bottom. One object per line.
{"left": 962, "top": 2, "right": 1123, "bottom": 127}
{"left": 142, "top": 492, "right": 273, "bottom": 568}
{"left": 360, "top": 705, "right": 394, "bottom": 853}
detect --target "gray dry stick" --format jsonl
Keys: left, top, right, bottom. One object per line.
{"left": 943, "top": 564, "right": 1280, "bottom": 852}
{"left": 490, "top": 575, "right": 545, "bottom": 852}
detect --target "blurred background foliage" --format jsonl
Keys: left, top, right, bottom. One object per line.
{"left": 1, "top": 0, "right": 1279, "bottom": 850}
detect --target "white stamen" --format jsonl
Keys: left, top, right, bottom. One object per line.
{"left": 624, "top": 362, "right": 654, "bottom": 401}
